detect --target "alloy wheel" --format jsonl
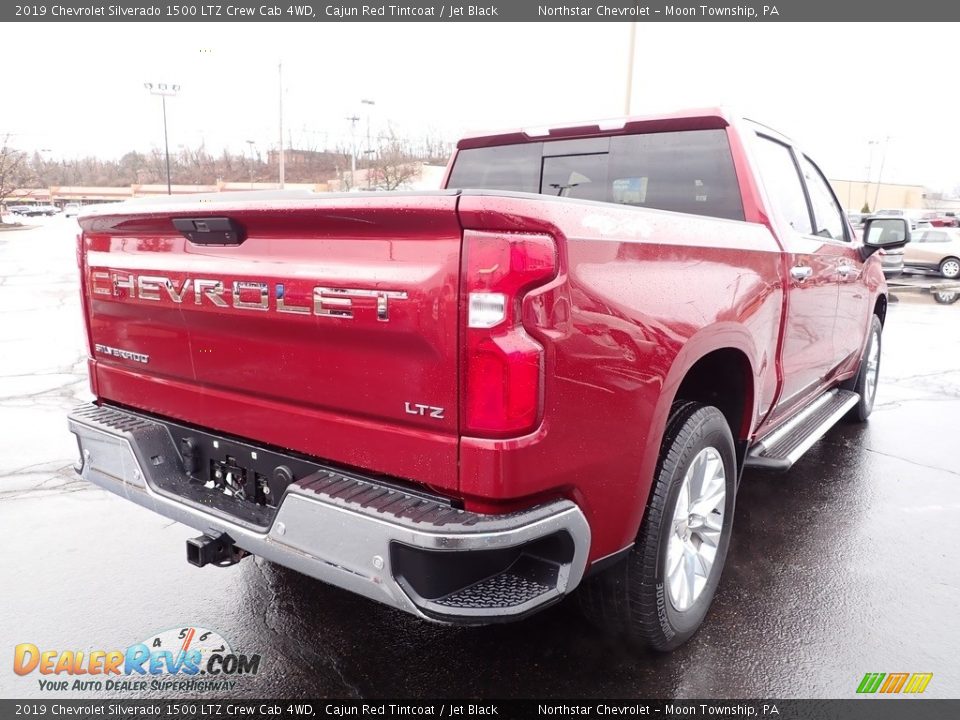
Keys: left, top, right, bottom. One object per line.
{"left": 864, "top": 328, "right": 880, "bottom": 404}
{"left": 666, "top": 447, "right": 726, "bottom": 612}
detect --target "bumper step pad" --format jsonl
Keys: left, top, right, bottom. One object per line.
{"left": 433, "top": 569, "right": 552, "bottom": 610}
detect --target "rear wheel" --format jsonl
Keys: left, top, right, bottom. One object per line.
{"left": 941, "top": 257, "right": 960, "bottom": 279}
{"left": 578, "top": 402, "right": 736, "bottom": 651}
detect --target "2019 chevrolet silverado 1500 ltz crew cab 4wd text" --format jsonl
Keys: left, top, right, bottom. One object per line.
{"left": 69, "top": 109, "right": 909, "bottom": 650}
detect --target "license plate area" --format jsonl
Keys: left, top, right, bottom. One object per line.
{"left": 158, "top": 420, "right": 334, "bottom": 528}
{"left": 207, "top": 455, "right": 268, "bottom": 505}
{"left": 174, "top": 432, "right": 322, "bottom": 512}
{"left": 99, "top": 404, "right": 457, "bottom": 531}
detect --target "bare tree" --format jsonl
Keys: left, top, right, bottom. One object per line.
{"left": 6, "top": 139, "right": 358, "bottom": 192}
{"left": 367, "top": 132, "right": 420, "bottom": 190}
{"left": 415, "top": 131, "right": 454, "bottom": 164}
{"left": 924, "top": 191, "right": 946, "bottom": 211}
{"left": 118, "top": 151, "right": 148, "bottom": 185}
{"left": 0, "top": 134, "right": 31, "bottom": 213}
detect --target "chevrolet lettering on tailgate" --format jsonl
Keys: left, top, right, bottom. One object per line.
{"left": 90, "top": 270, "right": 407, "bottom": 321}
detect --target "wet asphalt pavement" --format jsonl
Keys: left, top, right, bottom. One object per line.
{"left": 1, "top": 217, "right": 958, "bottom": 699}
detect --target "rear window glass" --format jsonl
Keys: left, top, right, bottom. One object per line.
{"left": 447, "top": 129, "right": 744, "bottom": 221}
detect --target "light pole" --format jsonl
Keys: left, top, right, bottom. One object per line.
{"left": 245, "top": 140, "right": 257, "bottom": 186}
{"left": 278, "top": 62, "right": 285, "bottom": 189}
{"left": 361, "top": 99, "right": 375, "bottom": 187}
{"left": 864, "top": 139, "right": 878, "bottom": 210}
{"left": 345, "top": 115, "right": 359, "bottom": 190}
{"left": 144, "top": 82, "right": 180, "bottom": 195}
{"left": 624, "top": 22, "right": 637, "bottom": 115}
{"left": 873, "top": 136, "right": 891, "bottom": 212}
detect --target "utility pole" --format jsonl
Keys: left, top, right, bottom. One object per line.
{"left": 144, "top": 82, "right": 180, "bottom": 195}
{"left": 246, "top": 140, "right": 256, "bottom": 186}
{"left": 874, "top": 136, "right": 890, "bottom": 211}
{"left": 345, "top": 115, "right": 359, "bottom": 190}
{"left": 864, "top": 139, "right": 878, "bottom": 210}
{"left": 278, "top": 62, "right": 285, "bottom": 189}
{"left": 361, "top": 99, "right": 375, "bottom": 188}
{"left": 624, "top": 22, "right": 637, "bottom": 115}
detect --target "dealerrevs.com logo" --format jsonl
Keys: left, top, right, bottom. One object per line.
{"left": 13, "top": 626, "right": 262, "bottom": 693}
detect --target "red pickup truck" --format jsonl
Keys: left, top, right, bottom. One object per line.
{"left": 69, "top": 109, "right": 910, "bottom": 650}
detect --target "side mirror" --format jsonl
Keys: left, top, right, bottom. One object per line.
{"left": 861, "top": 216, "right": 911, "bottom": 259}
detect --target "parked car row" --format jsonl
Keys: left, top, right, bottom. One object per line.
{"left": 846, "top": 210, "right": 960, "bottom": 280}
{"left": 874, "top": 208, "right": 958, "bottom": 228}
{"left": 4, "top": 203, "right": 82, "bottom": 217}
{"left": 6, "top": 204, "right": 61, "bottom": 217}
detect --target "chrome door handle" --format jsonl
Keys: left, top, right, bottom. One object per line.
{"left": 790, "top": 265, "right": 813, "bottom": 282}
{"left": 837, "top": 264, "right": 856, "bottom": 277}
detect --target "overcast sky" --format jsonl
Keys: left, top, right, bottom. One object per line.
{"left": 2, "top": 22, "right": 955, "bottom": 190}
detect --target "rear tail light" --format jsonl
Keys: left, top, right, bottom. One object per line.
{"left": 462, "top": 230, "right": 557, "bottom": 437}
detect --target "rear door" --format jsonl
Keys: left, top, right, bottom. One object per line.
{"left": 752, "top": 134, "right": 841, "bottom": 419}
{"left": 81, "top": 193, "right": 463, "bottom": 491}
{"left": 798, "top": 154, "right": 871, "bottom": 369}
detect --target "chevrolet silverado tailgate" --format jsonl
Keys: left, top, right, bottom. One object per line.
{"left": 78, "top": 192, "right": 462, "bottom": 491}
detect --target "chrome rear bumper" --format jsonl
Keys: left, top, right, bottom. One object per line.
{"left": 68, "top": 404, "right": 590, "bottom": 623}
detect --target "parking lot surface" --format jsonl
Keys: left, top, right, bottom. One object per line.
{"left": 1, "top": 219, "right": 958, "bottom": 698}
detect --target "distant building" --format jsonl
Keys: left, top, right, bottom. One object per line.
{"left": 829, "top": 179, "right": 960, "bottom": 213}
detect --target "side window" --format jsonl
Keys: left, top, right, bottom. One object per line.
{"left": 800, "top": 156, "right": 847, "bottom": 242}
{"left": 752, "top": 135, "right": 812, "bottom": 235}
{"left": 446, "top": 142, "right": 543, "bottom": 193}
{"left": 606, "top": 130, "right": 745, "bottom": 221}
{"left": 925, "top": 231, "right": 949, "bottom": 243}
{"left": 913, "top": 231, "right": 928, "bottom": 243}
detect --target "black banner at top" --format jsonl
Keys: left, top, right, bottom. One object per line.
{"left": 1, "top": 700, "right": 959, "bottom": 720}
{"left": 4, "top": 0, "right": 960, "bottom": 22}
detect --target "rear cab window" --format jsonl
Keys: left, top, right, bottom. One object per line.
{"left": 447, "top": 128, "right": 745, "bottom": 222}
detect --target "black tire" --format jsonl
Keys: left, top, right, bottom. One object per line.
{"left": 578, "top": 402, "right": 737, "bottom": 651}
{"left": 842, "top": 315, "right": 882, "bottom": 423}
{"left": 940, "top": 257, "right": 960, "bottom": 280}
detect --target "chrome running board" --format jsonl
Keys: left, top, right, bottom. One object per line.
{"left": 744, "top": 389, "right": 859, "bottom": 471}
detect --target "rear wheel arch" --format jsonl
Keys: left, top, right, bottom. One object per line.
{"left": 672, "top": 347, "right": 755, "bottom": 443}
{"left": 626, "top": 343, "right": 755, "bottom": 540}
